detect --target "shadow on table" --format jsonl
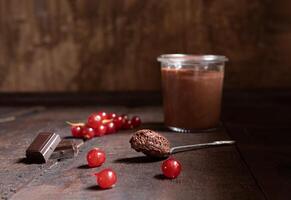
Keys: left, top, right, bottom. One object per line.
{"left": 114, "top": 156, "right": 165, "bottom": 164}
{"left": 154, "top": 174, "right": 167, "bottom": 180}
{"left": 85, "top": 185, "right": 112, "bottom": 191}
{"left": 63, "top": 136, "right": 76, "bottom": 139}
{"left": 277, "top": 162, "right": 291, "bottom": 177}
{"left": 16, "top": 157, "right": 36, "bottom": 164}
{"left": 140, "top": 122, "right": 168, "bottom": 132}
{"left": 77, "top": 164, "right": 90, "bottom": 169}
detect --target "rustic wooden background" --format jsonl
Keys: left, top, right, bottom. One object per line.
{"left": 0, "top": 0, "right": 290, "bottom": 92}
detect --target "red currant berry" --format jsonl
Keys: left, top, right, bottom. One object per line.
{"left": 107, "top": 113, "right": 117, "bottom": 119}
{"left": 121, "top": 114, "right": 128, "bottom": 122}
{"left": 71, "top": 125, "right": 83, "bottom": 138}
{"left": 95, "top": 169, "right": 117, "bottom": 189}
{"left": 106, "top": 122, "right": 116, "bottom": 134}
{"left": 122, "top": 119, "right": 133, "bottom": 129}
{"left": 87, "top": 113, "right": 103, "bottom": 128}
{"left": 97, "top": 111, "right": 107, "bottom": 119}
{"left": 113, "top": 116, "right": 123, "bottom": 130}
{"left": 87, "top": 148, "right": 106, "bottom": 167}
{"left": 82, "top": 126, "right": 95, "bottom": 140}
{"left": 131, "top": 116, "right": 141, "bottom": 127}
{"left": 94, "top": 124, "right": 107, "bottom": 137}
{"left": 161, "top": 158, "right": 181, "bottom": 179}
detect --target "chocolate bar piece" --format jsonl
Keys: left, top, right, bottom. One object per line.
{"left": 26, "top": 132, "right": 61, "bottom": 163}
{"left": 50, "top": 139, "right": 83, "bottom": 160}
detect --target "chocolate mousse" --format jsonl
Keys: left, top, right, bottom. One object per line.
{"left": 161, "top": 68, "right": 224, "bottom": 130}
{"left": 130, "top": 129, "right": 170, "bottom": 157}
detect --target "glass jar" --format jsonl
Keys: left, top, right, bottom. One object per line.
{"left": 157, "top": 54, "right": 228, "bottom": 132}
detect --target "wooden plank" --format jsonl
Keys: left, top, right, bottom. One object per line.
{"left": 0, "top": 106, "right": 45, "bottom": 123}
{"left": 0, "top": 92, "right": 162, "bottom": 106}
{"left": 223, "top": 95, "right": 291, "bottom": 200}
{"left": 1, "top": 1, "right": 291, "bottom": 92}
{"left": 0, "top": 107, "right": 20, "bottom": 118}
{"left": 0, "top": 106, "right": 265, "bottom": 200}
{"left": 0, "top": 106, "right": 129, "bottom": 199}
{"left": 225, "top": 125, "right": 291, "bottom": 200}
{"left": 0, "top": 89, "right": 291, "bottom": 106}
{"left": 0, "top": 107, "right": 52, "bottom": 199}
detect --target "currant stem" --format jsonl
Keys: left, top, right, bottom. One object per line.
{"left": 66, "top": 121, "right": 85, "bottom": 126}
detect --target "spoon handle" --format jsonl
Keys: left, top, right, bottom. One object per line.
{"left": 170, "top": 140, "right": 235, "bottom": 154}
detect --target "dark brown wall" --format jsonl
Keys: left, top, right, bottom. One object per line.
{"left": 0, "top": 0, "right": 290, "bottom": 92}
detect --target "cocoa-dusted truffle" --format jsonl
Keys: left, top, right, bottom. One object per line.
{"left": 129, "top": 129, "right": 170, "bottom": 157}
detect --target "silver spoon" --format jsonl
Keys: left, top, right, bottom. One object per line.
{"left": 130, "top": 129, "right": 236, "bottom": 158}
{"left": 169, "top": 140, "right": 236, "bottom": 155}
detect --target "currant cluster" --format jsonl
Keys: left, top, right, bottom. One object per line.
{"left": 70, "top": 112, "right": 142, "bottom": 140}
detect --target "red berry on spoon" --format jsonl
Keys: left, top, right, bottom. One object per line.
{"left": 161, "top": 158, "right": 181, "bottom": 179}
{"left": 131, "top": 116, "right": 141, "bottom": 127}
{"left": 95, "top": 169, "right": 117, "bottom": 189}
{"left": 87, "top": 148, "right": 106, "bottom": 167}
{"left": 71, "top": 125, "right": 83, "bottom": 138}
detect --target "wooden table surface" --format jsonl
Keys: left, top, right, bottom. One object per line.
{"left": 0, "top": 91, "right": 290, "bottom": 200}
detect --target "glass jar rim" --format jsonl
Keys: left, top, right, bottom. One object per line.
{"left": 157, "top": 54, "right": 228, "bottom": 64}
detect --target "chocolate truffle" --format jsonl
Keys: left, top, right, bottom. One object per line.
{"left": 129, "top": 129, "right": 170, "bottom": 157}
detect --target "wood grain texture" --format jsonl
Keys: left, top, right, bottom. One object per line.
{"left": 223, "top": 91, "right": 291, "bottom": 200}
{"left": 0, "top": 0, "right": 291, "bottom": 92}
{"left": 1, "top": 92, "right": 291, "bottom": 199}
{"left": 0, "top": 106, "right": 264, "bottom": 200}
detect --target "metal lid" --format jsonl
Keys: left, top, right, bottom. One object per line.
{"left": 157, "top": 54, "right": 228, "bottom": 65}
